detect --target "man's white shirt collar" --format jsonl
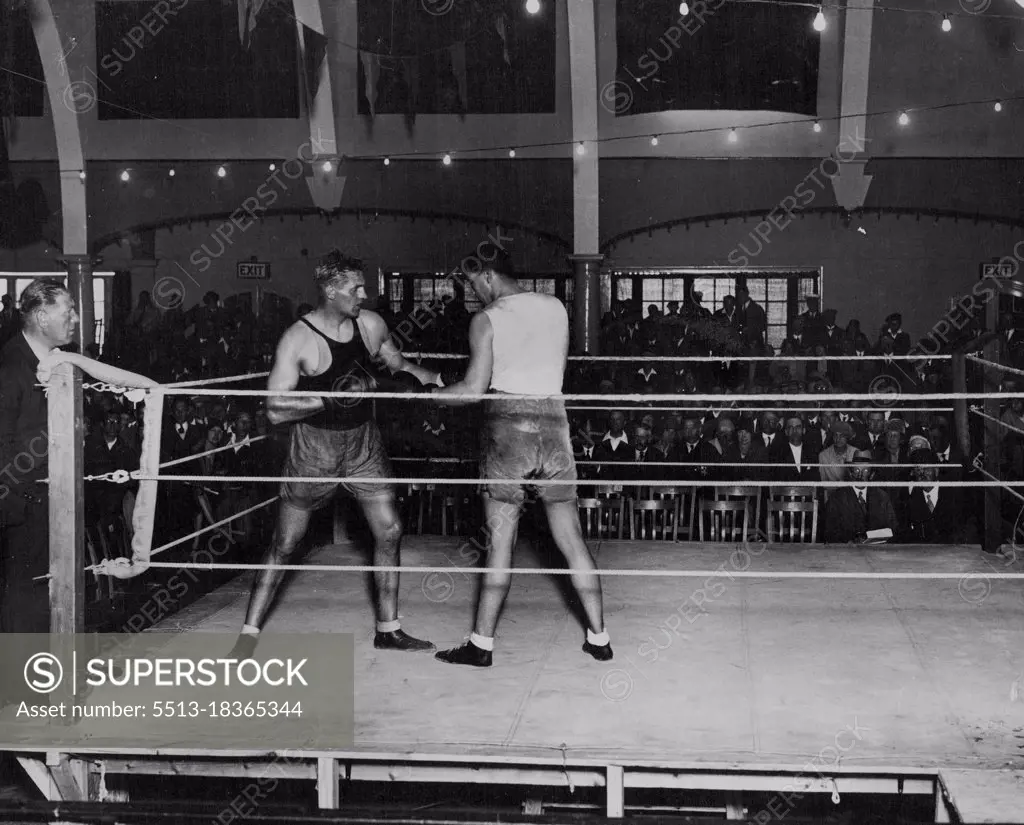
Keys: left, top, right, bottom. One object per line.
{"left": 604, "top": 432, "right": 629, "bottom": 448}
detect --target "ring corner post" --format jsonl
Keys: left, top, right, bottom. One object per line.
{"left": 982, "top": 293, "right": 1003, "bottom": 553}
{"left": 48, "top": 360, "right": 85, "bottom": 637}
{"left": 569, "top": 254, "right": 604, "bottom": 355}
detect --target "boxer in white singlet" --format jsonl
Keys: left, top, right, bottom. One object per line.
{"left": 432, "top": 248, "right": 611, "bottom": 667}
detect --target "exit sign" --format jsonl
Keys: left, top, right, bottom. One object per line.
{"left": 238, "top": 262, "right": 270, "bottom": 280}
{"left": 980, "top": 262, "right": 1015, "bottom": 280}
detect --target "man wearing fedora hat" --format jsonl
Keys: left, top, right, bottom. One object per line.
{"left": 823, "top": 450, "right": 900, "bottom": 543}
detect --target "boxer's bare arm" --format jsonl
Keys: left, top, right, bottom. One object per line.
{"left": 266, "top": 325, "right": 325, "bottom": 425}
{"left": 433, "top": 313, "right": 492, "bottom": 407}
{"left": 363, "top": 311, "right": 442, "bottom": 386}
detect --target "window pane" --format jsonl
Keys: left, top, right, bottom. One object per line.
{"left": 388, "top": 275, "right": 403, "bottom": 314}
{"left": 615, "top": 279, "right": 633, "bottom": 302}
{"left": 641, "top": 280, "right": 663, "bottom": 305}
{"left": 412, "top": 279, "right": 433, "bottom": 305}
{"left": 692, "top": 277, "right": 718, "bottom": 312}
{"left": 664, "top": 280, "right": 688, "bottom": 303}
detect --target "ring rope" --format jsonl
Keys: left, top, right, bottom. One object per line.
{"left": 163, "top": 371, "right": 270, "bottom": 389}
{"left": 146, "top": 389, "right": 1019, "bottom": 401}
{"left": 158, "top": 434, "right": 271, "bottom": 470}
{"left": 131, "top": 473, "right": 1000, "bottom": 487}
{"left": 968, "top": 405, "right": 1024, "bottom": 440}
{"left": 973, "top": 463, "right": 1024, "bottom": 506}
{"left": 564, "top": 405, "right": 956, "bottom": 413}
{"left": 89, "top": 560, "right": 1024, "bottom": 579}
{"left": 89, "top": 495, "right": 282, "bottom": 581}
{"left": 391, "top": 457, "right": 951, "bottom": 468}
{"left": 408, "top": 353, "right": 954, "bottom": 362}
{"left": 967, "top": 355, "right": 1024, "bottom": 378}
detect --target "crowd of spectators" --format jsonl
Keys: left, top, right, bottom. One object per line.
{"left": 78, "top": 284, "right": 1024, "bottom": 554}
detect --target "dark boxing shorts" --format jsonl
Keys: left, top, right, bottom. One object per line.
{"left": 280, "top": 419, "right": 392, "bottom": 509}
{"left": 480, "top": 397, "right": 578, "bottom": 505}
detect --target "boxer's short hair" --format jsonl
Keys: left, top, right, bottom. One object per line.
{"left": 314, "top": 249, "right": 363, "bottom": 285}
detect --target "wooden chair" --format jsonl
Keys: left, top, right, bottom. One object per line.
{"left": 578, "top": 497, "right": 629, "bottom": 539}
{"left": 770, "top": 486, "right": 816, "bottom": 502}
{"left": 712, "top": 485, "right": 763, "bottom": 541}
{"left": 651, "top": 485, "right": 698, "bottom": 539}
{"left": 697, "top": 498, "right": 753, "bottom": 542}
{"left": 768, "top": 498, "right": 819, "bottom": 543}
{"left": 440, "top": 489, "right": 469, "bottom": 537}
{"left": 630, "top": 498, "right": 681, "bottom": 541}
{"left": 406, "top": 483, "right": 442, "bottom": 534}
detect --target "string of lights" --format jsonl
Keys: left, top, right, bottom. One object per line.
{"left": 80, "top": 88, "right": 1024, "bottom": 181}
{"left": 4, "top": 0, "right": 1020, "bottom": 178}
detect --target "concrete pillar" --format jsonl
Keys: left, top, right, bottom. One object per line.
{"left": 59, "top": 254, "right": 95, "bottom": 352}
{"left": 570, "top": 253, "right": 603, "bottom": 355}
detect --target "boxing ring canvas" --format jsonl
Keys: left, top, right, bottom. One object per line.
{"left": 9, "top": 534, "right": 1018, "bottom": 822}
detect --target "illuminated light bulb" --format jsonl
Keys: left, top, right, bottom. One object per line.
{"left": 813, "top": 8, "right": 826, "bottom": 32}
{"left": 322, "top": 160, "right": 333, "bottom": 172}
{"left": 941, "top": 15, "right": 951, "bottom": 32}
{"left": 525, "top": 0, "right": 540, "bottom": 13}
{"left": 168, "top": 168, "right": 175, "bottom": 177}
{"left": 268, "top": 163, "right": 276, "bottom": 171}
{"left": 995, "top": 101, "right": 1003, "bottom": 112}
{"left": 813, "top": 121, "right": 822, "bottom": 133}
{"left": 728, "top": 128, "right": 738, "bottom": 143}
{"left": 120, "top": 170, "right": 130, "bottom": 183}
{"left": 442, "top": 153, "right": 452, "bottom": 166}
{"left": 576, "top": 142, "right": 585, "bottom": 155}
{"left": 679, "top": 2, "right": 689, "bottom": 15}
{"left": 508, "top": 149, "right": 516, "bottom": 158}
{"left": 79, "top": 171, "right": 86, "bottom": 181}
{"left": 383, "top": 157, "right": 391, "bottom": 166}
{"left": 898, "top": 111, "right": 910, "bottom": 126}
{"left": 651, "top": 135, "right": 659, "bottom": 146}
{"left": 217, "top": 165, "right": 227, "bottom": 178}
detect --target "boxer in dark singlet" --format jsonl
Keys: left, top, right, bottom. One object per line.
{"left": 230, "top": 251, "right": 441, "bottom": 656}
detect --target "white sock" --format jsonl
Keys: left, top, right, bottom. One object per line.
{"left": 587, "top": 628, "right": 610, "bottom": 646}
{"left": 377, "top": 619, "right": 401, "bottom": 633}
{"left": 470, "top": 632, "right": 494, "bottom": 651}
{"left": 241, "top": 624, "right": 260, "bottom": 636}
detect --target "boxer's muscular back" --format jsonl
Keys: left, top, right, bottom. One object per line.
{"left": 483, "top": 293, "right": 568, "bottom": 395}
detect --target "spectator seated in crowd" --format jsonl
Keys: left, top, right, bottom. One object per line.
{"left": 823, "top": 451, "right": 900, "bottom": 544}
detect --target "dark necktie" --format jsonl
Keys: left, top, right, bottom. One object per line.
{"left": 857, "top": 491, "right": 866, "bottom": 511}
{"left": 926, "top": 493, "right": 936, "bottom": 513}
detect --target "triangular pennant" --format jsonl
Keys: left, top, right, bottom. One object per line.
{"left": 238, "top": 0, "right": 268, "bottom": 49}
{"left": 449, "top": 42, "right": 467, "bottom": 111}
{"left": 360, "top": 50, "right": 380, "bottom": 116}
{"left": 495, "top": 14, "right": 510, "bottom": 66}
{"left": 301, "top": 23, "right": 328, "bottom": 110}
{"left": 402, "top": 57, "right": 420, "bottom": 114}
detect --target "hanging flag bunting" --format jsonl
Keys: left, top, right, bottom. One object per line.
{"left": 360, "top": 50, "right": 380, "bottom": 116}
{"left": 237, "top": 0, "right": 268, "bottom": 49}
{"left": 449, "top": 42, "right": 468, "bottom": 112}
{"left": 401, "top": 57, "right": 420, "bottom": 116}
{"left": 495, "top": 14, "right": 510, "bottom": 66}
{"left": 300, "top": 23, "right": 329, "bottom": 111}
